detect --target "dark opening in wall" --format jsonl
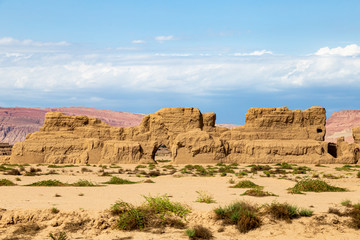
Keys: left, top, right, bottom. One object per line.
{"left": 354, "top": 148, "right": 360, "bottom": 164}
{"left": 328, "top": 143, "right": 337, "bottom": 158}
{"left": 153, "top": 144, "right": 172, "bottom": 163}
{"left": 317, "top": 128, "right": 323, "bottom": 133}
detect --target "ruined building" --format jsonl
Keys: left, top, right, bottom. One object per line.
{"left": 8, "top": 107, "right": 360, "bottom": 164}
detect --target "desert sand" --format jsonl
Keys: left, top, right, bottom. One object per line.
{"left": 0, "top": 162, "right": 359, "bottom": 239}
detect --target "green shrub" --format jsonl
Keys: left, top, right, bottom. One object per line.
{"left": 288, "top": 179, "right": 347, "bottom": 194}
{"left": 341, "top": 199, "right": 352, "bottom": 207}
{"left": 241, "top": 189, "right": 277, "bottom": 197}
{"left": 265, "top": 202, "right": 312, "bottom": 222}
{"left": 0, "top": 178, "right": 16, "bottom": 186}
{"left": 186, "top": 225, "right": 213, "bottom": 239}
{"left": 49, "top": 232, "right": 68, "bottom": 240}
{"left": 357, "top": 171, "right": 360, "bottom": 178}
{"left": 231, "top": 180, "right": 261, "bottom": 189}
{"left": 143, "top": 195, "right": 191, "bottom": 218}
{"left": 27, "top": 179, "right": 68, "bottom": 186}
{"left": 103, "top": 176, "right": 136, "bottom": 185}
{"left": 113, "top": 195, "right": 190, "bottom": 231}
{"left": 72, "top": 179, "right": 97, "bottom": 187}
{"left": 111, "top": 200, "right": 133, "bottom": 215}
{"left": 214, "top": 201, "right": 261, "bottom": 233}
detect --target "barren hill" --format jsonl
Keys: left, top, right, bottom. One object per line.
{"left": 0, "top": 107, "right": 145, "bottom": 144}
{"left": 326, "top": 110, "right": 360, "bottom": 143}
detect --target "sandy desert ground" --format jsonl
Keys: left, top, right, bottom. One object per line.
{"left": 0, "top": 162, "right": 359, "bottom": 239}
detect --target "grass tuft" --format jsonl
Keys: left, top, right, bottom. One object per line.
{"left": 265, "top": 202, "right": 312, "bottom": 222}
{"left": 103, "top": 176, "right": 136, "bottom": 185}
{"left": 113, "top": 195, "right": 190, "bottom": 231}
{"left": 288, "top": 179, "right": 347, "bottom": 194}
{"left": 186, "top": 225, "right": 213, "bottom": 239}
{"left": 0, "top": 178, "right": 16, "bottom": 186}
{"left": 72, "top": 179, "right": 97, "bottom": 187}
{"left": 214, "top": 201, "right": 261, "bottom": 233}
{"left": 195, "top": 191, "right": 216, "bottom": 204}
{"left": 27, "top": 179, "right": 68, "bottom": 186}
{"left": 231, "top": 180, "right": 261, "bottom": 189}
{"left": 241, "top": 188, "right": 278, "bottom": 197}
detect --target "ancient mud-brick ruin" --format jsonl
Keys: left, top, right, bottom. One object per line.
{"left": 9, "top": 107, "right": 360, "bottom": 164}
{"left": 0, "top": 143, "right": 12, "bottom": 156}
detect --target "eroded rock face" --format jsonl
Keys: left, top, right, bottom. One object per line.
{"left": 11, "top": 106, "right": 355, "bottom": 164}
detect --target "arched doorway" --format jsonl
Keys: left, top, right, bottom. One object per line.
{"left": 153, "top": 144, "right": 172, "bottom": 163}
{"left": 354, "top": 148, "right": 360, "bottom": 164}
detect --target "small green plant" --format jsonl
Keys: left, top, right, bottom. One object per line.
{"left": 114, "top": 195, "right": 190, "bottom": 231}
{"left": 265, "top": 202, "right": 312, "bottom": 222}
{"left": 185, "top": 225, "right": 213, "bottom": 239}
{"left": 231, "top": 180, "right": 261, "bottom": 189}
{"left": 241, "top": 189, "right": 277, "bottom": 197}
{"left": 228, "top": 178, "right": 235, "bottom": 184}
{"left": 15, "top": 177, "right": 21, "bottom": 181}
{"left": 341, "top": 199, "right": 352, "bottom": 207}
{"left": 143, "top": 195, "right": 191, "bottom": 218}
{"left": 103, "top": 176, "right": 136, "bottom": 185}
{"left": 49, "top": 232, "right": 67, "bottom": 240}
{"left": 143, "top": 179, "right": 155, "bottom": 183}
{"left": 195, "top": 191, "right": 216, "bottom": 204}
{"left": 299, "top": 208, "right": 313, "bottom": 217}
{"left": 27, "top": 179, "right": 68, "bottom": 186}
{"left": 111, "top": 200, "right": 133, "bottom": 215}
{"left": 288, "top": 179, "right": 347, "bottom": 194}
{"left": 214, "top": 201, "right": 261, "bottom": 233}
{"left": 51, "top": 207, "right": 59, "bottom": 214}
{"left": 263, "top": 170, "right": 271, "bottom": 177}
{"left": 72, "top": 179, "right": 96, "bottom": 187}
{"left": 136, "top": 165, "right": 146, "bottom": 169}
{"left": 357, "top": 171, "right": 360, "bottom": 178}
{"left": 0, "top": 178, "right": 16, "bottom": 186}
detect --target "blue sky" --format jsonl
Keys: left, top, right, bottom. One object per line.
{"left": 0, "top": 0, "right": 359, "bottom": 124}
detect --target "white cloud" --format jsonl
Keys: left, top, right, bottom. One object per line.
{"left": 0, "top": 37, "right": 69, "bottom": 47}
{"left": 233, "top": 50, "right": 273, "bottom": 56}
{"left": 0, "top": 42, "right": 360, "bottom": 97}
{"left": 155, "top": 35, "right": 175, "bottom": 42}
{"left": 314, "top": 44, "right": 360, "bottom": 57}
{"left": 132, "top": 40, "right": 145, "bottom": 44}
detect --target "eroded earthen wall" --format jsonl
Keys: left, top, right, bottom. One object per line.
{"left": 10, "top": 106, "right": 354, "bottom": 164}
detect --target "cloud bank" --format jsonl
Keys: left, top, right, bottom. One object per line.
{"left": 0, "top": 38, "right": 359, "bottom": 98}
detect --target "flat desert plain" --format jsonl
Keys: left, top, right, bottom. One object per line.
{"left": 0, "top": 162, "right": 359, "bottom": 239}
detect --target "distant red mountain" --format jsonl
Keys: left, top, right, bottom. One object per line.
{"left": 325, "top": 110, "right": 360, "bottom": 143}
{"left": 0, "top": 107, "right": 145, "bottom": 145}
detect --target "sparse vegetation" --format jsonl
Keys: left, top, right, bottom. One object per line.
{"left": 51, "top": 207, "right": 59, "bottom": 214}
{"left": 265, "top": 202, "right": 312, "bottom": 222}
{"left": 27, "top": 179, "right": 68, "bottom": 186}
{"left": 143, "top": 179, "right": 155, "bottom": 183}
{"left": 0, "top": 178, "right": 16, "bottom": 186}
{"left": 241, "top": 188, "right": 277, "bottom": 197}
{"left": 214, "top": 201, "right": 261, "bottom": 233}
{"left": 113, "top": 195, "right": 190, "bottom": 231}
{"left": 103, "top": 176, "right": 136, "bottom": 185}
{"left": 72, "top": 179, "right": 97, "bottom": 187}
{"left": 288, "top": 179, "right": 347, "bottom": 194}
{"left": 49, "top": 232, "right": 68, "bottom": 240}
{"left": 231, "top": 180, "right": 261, "bottom": 189}
{"left": 341, "top": 200, "right": 352, "bottom": 207}
{"left": 195, "top": 191, "right": 216, "bottom": 204}
{"left": 186, "top": 225, "right": 213, "bottom": 239}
